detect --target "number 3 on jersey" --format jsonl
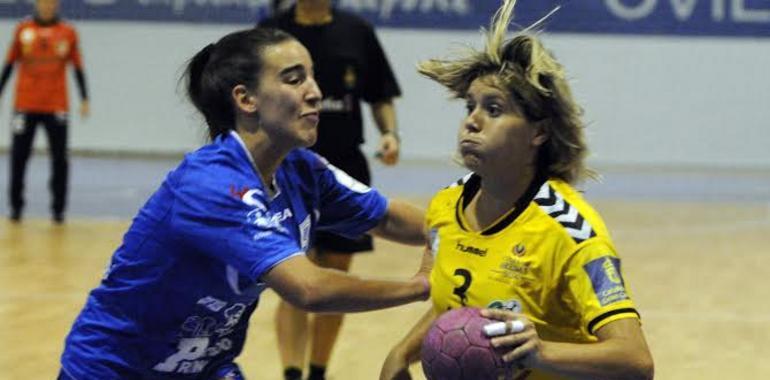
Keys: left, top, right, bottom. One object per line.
{"left": 452, "top": 268, "right": 472, "bottom": 306}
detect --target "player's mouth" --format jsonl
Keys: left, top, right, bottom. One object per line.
{"left": 301, "top": 111, "right": 320, "bottom": 125}
{"left": 459, "top": 138, "right": 481, "bottom": 149}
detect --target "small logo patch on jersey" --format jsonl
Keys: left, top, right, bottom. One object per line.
{"left": 229, "top": 185, "right": 250, "bottom": 200}
{"left": 487, "top": 299, "right": 522, "bottom": 313}
{"left": 299, "top": 215, "right": 311, "bottom": 251}
{"left": 584, "top": 256, "right": 629, "bottom": 306}
{"left": 513, "top": 243, "right": 526, "bottom": 256}
{"left": 494, "top": 257, "right": 531, "bottom": 279}
{"left": 196, "top": 296, "right": 227, "bottom": 312}
{"left": 56, "top": 40, "right": 70, "bottom": 57}
{"left": 344, "top": 65, "right": 357, "bottom": 89}
{"left": 20, "top": 27, "right": 35, "bottom": 44}
{"left": 428, "top": 228, "right": 439, "bottom": 256}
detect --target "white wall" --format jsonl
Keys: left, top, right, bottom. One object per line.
{"left": 1, "top": 20, "right": 769, "bottom": 168}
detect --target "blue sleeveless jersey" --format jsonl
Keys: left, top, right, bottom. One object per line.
{"left": 60, "top": 132, "right": 388, "bottom": 379}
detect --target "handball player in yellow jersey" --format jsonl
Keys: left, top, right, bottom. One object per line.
{"left": 380, "top": 1, "right": 654, "bottom": 379}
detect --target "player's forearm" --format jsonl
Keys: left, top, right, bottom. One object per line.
{"left": 300, "top": 268, "right": 428, "bottom": 313}
{"left": 536, "top": 339, "right": 653, "bottom": 380}
{"left": 370, "top": 199, "right": 426, "bottom": 246}
{"left": 372, "top": 100, "right": 397, "bottom": 135}
{"left": 266, "top": 256, "right": 429, "bottom": 313}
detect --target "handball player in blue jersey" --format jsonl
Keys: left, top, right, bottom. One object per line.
{"left": 58, "top": 27, "right": 430, "bottom": 380}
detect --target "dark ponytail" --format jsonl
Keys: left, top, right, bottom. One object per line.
{"left": 183, "top": 28, "right": 294, "bottom": 140}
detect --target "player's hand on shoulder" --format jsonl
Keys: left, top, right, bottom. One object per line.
{"left": 481, "top": 309, "right": 544, "bottom": 368}
{"left": 380, "top": 347, "right": 413, "bottom": 380}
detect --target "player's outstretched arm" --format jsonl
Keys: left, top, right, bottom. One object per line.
{"left": 263, "top": 254, "right": 430, "bottom": 313}
{"left": 380, "top": 307, "right": 438, "bottom": 380}
{"left": 481, "top": 309, "right": 654, "bottom": 380}
{"left": 369, "top": 199, "right": 426, "bottom": 246}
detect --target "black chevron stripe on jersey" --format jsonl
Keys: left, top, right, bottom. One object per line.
{"left": 534, "top": 184, "right": 596, "bottom": 244}
{"left": 548, "top": 202, "right": 570, "bottom": 219}
{"left": 562, "top": 213, "right": 592, "bottom": 232}
{"left": 535, "top": 184, "right": 558, "bottom": 206}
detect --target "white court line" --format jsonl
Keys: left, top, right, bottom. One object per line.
{"left": 641, "top": 309, "right": 770, "bottom": 324}
{"left": 4, "top": 294, "right": 770, "bottom": 324}
{"left": 752, "top": 200, "right": 770, "bottom": 223}
{"left": 611, "top": 217, "right": 770, "bottom": 237}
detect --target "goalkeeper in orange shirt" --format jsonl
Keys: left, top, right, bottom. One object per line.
{"left": 0, "top": 0, "right": 89, "bottom": 223}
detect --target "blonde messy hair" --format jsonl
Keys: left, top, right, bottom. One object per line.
{"left": 418, "top": 0, "right": 595, "bottom": 184}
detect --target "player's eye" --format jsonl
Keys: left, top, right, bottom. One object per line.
{"left": 485, "top": 102, "right": 503, "bottom": 117}
{"left": 464, "top": 101, "right": 476, "bottom": 115}
{"left": 284, "top": 73, "right": 305, "bottom": 86}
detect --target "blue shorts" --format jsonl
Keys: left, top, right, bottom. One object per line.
{"left": 212, "top": 362, "right": 245, "bottom": 380}
{"left": 57, "top": 362, "right": 245, "bottom": 380}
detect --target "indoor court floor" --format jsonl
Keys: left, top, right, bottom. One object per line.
{"left": 2, "top": 153, "right": 770, "bottom": 379}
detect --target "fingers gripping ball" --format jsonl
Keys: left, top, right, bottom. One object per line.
{"left": 421, "top": 307, "right": 522, "bottom": 380}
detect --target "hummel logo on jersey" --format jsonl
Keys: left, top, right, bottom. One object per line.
{"left": 456, "top": 242, "right": 487, "bottom": 257}
{"left": 534, "top": 184, "right": 596, "bottom": 243}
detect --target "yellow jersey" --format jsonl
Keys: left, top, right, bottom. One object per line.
{"left": 427, "top": 174, "right": 639, "bottom": 380}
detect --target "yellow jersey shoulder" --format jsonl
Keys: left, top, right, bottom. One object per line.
{"left": 531, "top": 179, "right": 612, "bottom": 247}
{"left": 426, "top": 176, "right": 613, "bottom": 248}
{"left": 425, "top": 173, "right": 472, "bottom": 230}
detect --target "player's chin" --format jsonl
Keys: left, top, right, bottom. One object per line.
{"left": 298, "top": 129, "right": 317, "bottom": 148}
{"left": 460, "top": 152, "right": 482, "bottom": 171}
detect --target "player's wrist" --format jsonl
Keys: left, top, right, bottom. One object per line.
{"left": 386, "top": 345, "right": 409, "bottom": 362}
{"left": 412, "top": 275, "right": 430, "bottom": 301}
{"left": 381, "top": 130, "right": 401, "bottom": 142}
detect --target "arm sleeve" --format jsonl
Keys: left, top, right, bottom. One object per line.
{"left": 74, "top": 68, "right": 88, "bottom": 100}
{"left": 361, "top": 25, "right": 401, "bottom": 103}
{"left": 69, "top": 28, "right": 87, "bottom": 100}
{"left": 0, "top": 63, "right": 13, "bottom": 96}
{"left": 170, "top": 162, "right": 302, "bottom": 282}
{"left": 68, "top": 28, "right": 84, "bottom": 69}
{"left": 312, "top": 153, "right": 388, "bottom": 238}
{"left": 1, "top": 25, "right": 21, "bottom": 96}
{"left": 5, "top": 24, "right": 21, "bottom": 64}
{"left": 562, "top": 239, "right": 640, "bottom": 335}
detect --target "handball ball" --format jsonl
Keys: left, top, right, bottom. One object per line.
{"left": 421, "top": 307, "right": 519, "bottom": 380}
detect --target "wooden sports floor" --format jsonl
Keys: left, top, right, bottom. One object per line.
{"left": 2, "top": 196, "right": 770, "bottom": 379}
